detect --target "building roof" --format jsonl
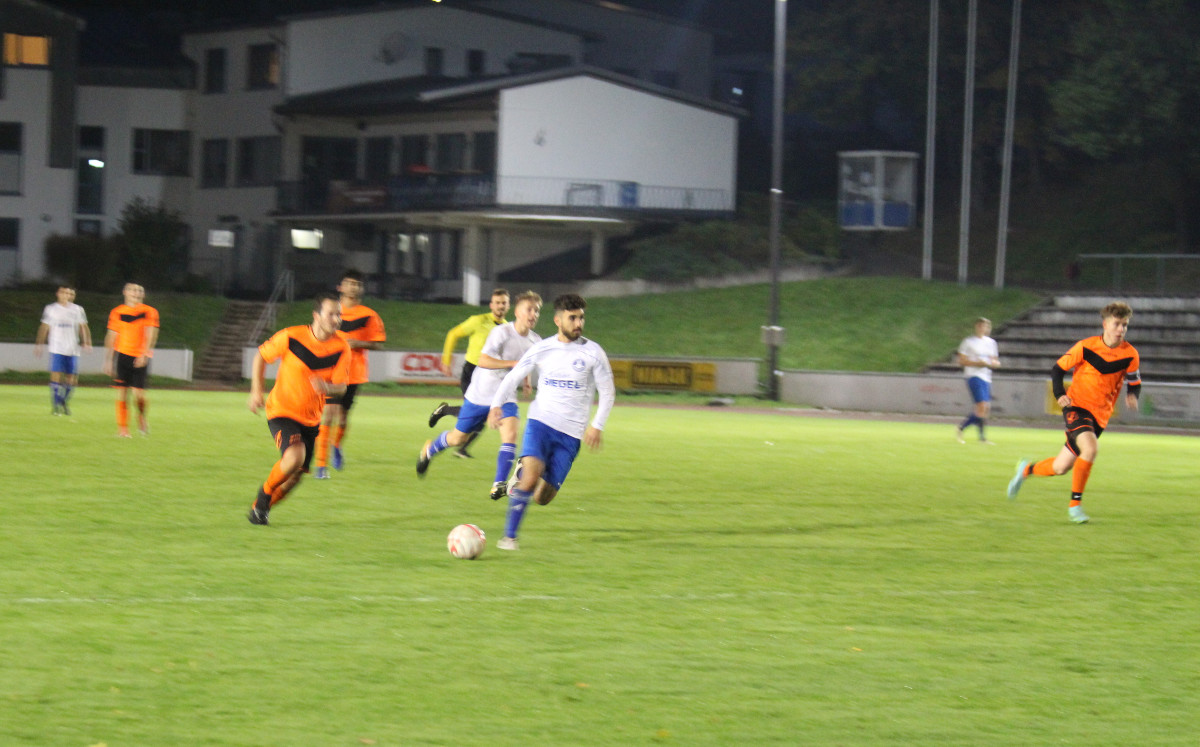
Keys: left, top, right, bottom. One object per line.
{"left": 275, "top": 65, "right": 745, "bottom": 119}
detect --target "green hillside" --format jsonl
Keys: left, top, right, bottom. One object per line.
{"left": 2, "top": 278, "right": 1040, "bottom": 374}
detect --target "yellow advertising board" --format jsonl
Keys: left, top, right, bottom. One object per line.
{"left": 610, "top": 359, "right": 717, "bottom": 392}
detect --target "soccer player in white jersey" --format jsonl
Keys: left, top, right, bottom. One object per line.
{"left": 418, "top": 291, "right": 543, "bottom": 498}
{"left": 486, "top": 293, "right": 615, "bottom": 551}
{"left": 34, "top": 285, "right": 92, "bottom": 415}
{"left": 955, "top": 316, "right": 1000, "bottom": 443}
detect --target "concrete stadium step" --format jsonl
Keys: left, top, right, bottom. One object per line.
{"left": 926, "top": 293, "right": 1200, "bottom": 384}
{"left": 194, "top": 300, "right": 267, "bottom": 382}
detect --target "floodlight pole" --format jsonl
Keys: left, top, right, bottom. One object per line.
{"left": 957, "top": 0, "right": 978, "bottom": 285}
{"left": 994, "top": 0, "right": 1022, "bottom": 289}
{"left": 765, "top": 0, "right": 787, "bottom": 401}
{"left": 921, "top": 0, "right": 938, "bottom": 280}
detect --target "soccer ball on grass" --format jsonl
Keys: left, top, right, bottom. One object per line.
{"left": 447, "top": 523, "right": 486, "bottom": 559}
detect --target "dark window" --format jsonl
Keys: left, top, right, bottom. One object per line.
{"left": 76, "top": 158, "right": 104, "bottom": 214}
{"left": 467, "top": 49, "right": 485, "bottom": 76}
{"left": 236, "top": 136, "right": 280, "bottom": 186}
{"left": 649, "top": 70, "right": 679, "bottom": 89}
{"left": 204, "top": 48, "right": 226, "bottom": 93}
{"left": 0, "top": 122, "right": 22, "bottom": 194}
{"left": 400, "top": 135, "right": 429, "bottom": 174}
{"left": 79, "top": 126, "right": 104, "bottom": 150}
{"left": 424, "top": 47, "right": 444, "bottom": 76}
{"left": 132, "top": 129, "right": 190, "bottom": 176}
{"left": 472, "top": 131, "right": 496, "bottom": 174}
{"left": 365, "top": 137, "right": 392, "bottom": 182}
{"left": 247, "top": 43, "right": 279, "bottom": 89}
{"left": 0, "top": 217, "right": 17, "bottom": 249}
{"left": 201, "top": 138, "right": 229, "bottom": 188}
{"left": 436, "top": 133, "right": 467, "bottom": 172}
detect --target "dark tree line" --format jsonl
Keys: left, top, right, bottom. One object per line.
{"left": 788, "top": 0, "right": 1200, "bottom": 249}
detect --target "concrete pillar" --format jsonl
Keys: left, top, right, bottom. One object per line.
{"left": 590, "top": 230, "right": 606, "bottom": 276}
{"left": 462, "top": 224, "right": 482, "bottom": 305}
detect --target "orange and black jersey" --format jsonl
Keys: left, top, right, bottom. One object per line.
{"left": 337, "top": 303, "right": 386, "bottom": 385}
{"left": 1052, "top": 335, "right": 1141, "bottom": 429}
{"left": 259, "top": 324, "right": 351, "bottom": 426}
{"left": 107, "top": 303, "right": 159, "bottom": 357}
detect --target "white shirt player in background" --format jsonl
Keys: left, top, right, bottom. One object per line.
{"left": 34, "top": 285, "right": 92, "bottom": 416}
{"left": 487, "top": 293, "right": 615, "bottom": 551}
{"left": 956, "top": 316, "right": 1000, "bottom": 444}
{"left": 418, "top": 292, "right": 543, "bottom": 500}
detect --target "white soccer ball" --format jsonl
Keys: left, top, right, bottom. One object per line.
{"left": 447, "top": 523, "right": 486, "bottom": 559}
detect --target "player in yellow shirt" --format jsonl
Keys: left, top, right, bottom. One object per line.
{"left": 427, "top": 288, "right": 510, "bottom": 458}
{"left": 314, "top": 270, "right": 386, "bottom": 479}
{"left": 102, "top": 282, "right": 159, "bottom": 437}
{"left": 247, "top": 292, "right": 351, "bottom": 525}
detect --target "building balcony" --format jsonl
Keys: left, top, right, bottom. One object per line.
{"left": 274, "top": 173, "right": 732, "bottom": 218}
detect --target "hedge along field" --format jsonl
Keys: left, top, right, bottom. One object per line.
{"left": 2, "top": 384, "right": 1197, "bottom": 746}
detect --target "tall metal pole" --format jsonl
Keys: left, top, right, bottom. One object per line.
{"left": 957, "top": 0, "right": 978, "bottom": 284}
{"left": 765, "top": 0, "right": 787, "bottom": 400}
{"left": 922, "top": 0, "right": 938, "bottom": 280}
{"left": 994, "top": 0, "right": 1022, "bottom": 289}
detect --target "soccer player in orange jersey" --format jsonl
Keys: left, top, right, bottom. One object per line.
{"left": 102, "top": 283, "right": 159, "bottom": 437}
{"left": 313, "top": 270, "right": 386, "bottom": 479}
{"left": 247, "top": 292, "right": 351, "bottom": 525}
{"left": 1007, "top": 302, "right": 1141, "bottom": 523}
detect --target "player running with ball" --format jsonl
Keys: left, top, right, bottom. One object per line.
{"left": 487, "top": 294, "right": 615, "bottom": 551}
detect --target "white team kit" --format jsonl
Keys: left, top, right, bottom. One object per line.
{"left": 41, "top": 302, "right": 88, "bottom": 356}
{"left": 464, "top": 322, "right": 542, "bottom": 407}
{"left": 958, "top": 335, "right": 998, "bottom": 382}
{"left": 492, "top": 335, "right": 615, "bottom": 439}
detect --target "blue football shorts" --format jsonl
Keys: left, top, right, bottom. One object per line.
{"left": 519, "top": 418, "right": 582, "bottom": 491}
{"left": 49, "top": 353, "right": 78, "bottom": 375}
{"left": 966, "top": 376, "right": 991, "bottom": 403}
{"left": 455, "top": 400, "right": 518, "bottom": 433}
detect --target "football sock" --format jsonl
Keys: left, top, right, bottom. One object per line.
{"left": 495, "top": 442, "right": 516, "bottom": 483}
{"left": 1030, "top": 458, "right": 1056, "bottom": 477}
{"left": 315, "top": 425, "right": 329, "bottom": 467}
{"left": 977, "top": 418, "right": 987, "bottom": 440}
{"left": 116, "top": 399, "right": 128, "bottom": 428}
{"left": 1069, "top": 496, "right": 1083, "bottom": 507}
{"left": 262, "top": 460, "right": 288, "bottom": 497}
{"left": 426, "top": 431, "right": 451, "bottom": 458}
{"left": 63, "top": 384, "right": 73, "bottom": 404}
{"left": 959, "top": 414, "right": 980, "bottom": 430}
{"left": 505, "top": 487, "right": 532, "bottom": 539}
{"left": 331, "top": 424, "right": 345, "bottom": 447}
{"left": 1071, "top": 457, "right": 1093, "bottom": 496}
{"left": 50, "top": 382, "right": 60, "bottom": 407}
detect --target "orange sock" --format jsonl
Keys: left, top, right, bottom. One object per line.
{"left": 315, "top": 425, "right": 329, "bottom": 467}
{"left": 1071, "top": 458, "right": 1093, "bottom": 496}
{"left": 116, "top": 399, "right": 128, "bottom": 428}
{"left": 332, "top": 424, "right": 345, "bottom": 448}
{"left": 262, "top": 460, "right": 288, "bottom": 496}
{"left": 1029, "top": 458, "right": 1056, "bottom": 477}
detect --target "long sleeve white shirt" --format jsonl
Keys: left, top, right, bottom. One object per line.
{"left": 491, "top": 335, "right": 615, "bottom": 439}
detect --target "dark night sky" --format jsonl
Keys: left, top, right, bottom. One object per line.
{"left": 44, "top": 0, "right": 773, "bottom": 62}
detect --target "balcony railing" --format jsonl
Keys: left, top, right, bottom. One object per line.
{"left": 276, "top": 174, "right": 731, "bottom": 216}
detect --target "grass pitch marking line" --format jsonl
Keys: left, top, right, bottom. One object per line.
{"left": 9, "top": 589, "right": 987, "bottom": 606}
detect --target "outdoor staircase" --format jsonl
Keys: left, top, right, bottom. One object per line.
{"left": 926, "top": 295, "right": 1200, "bottom": 383}
{"left": 193, "top": 300, "right": 268, "bottom": 382}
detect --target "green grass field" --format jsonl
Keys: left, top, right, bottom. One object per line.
{"left": 2, "top": 385, "right": 1197, "bottom": 746}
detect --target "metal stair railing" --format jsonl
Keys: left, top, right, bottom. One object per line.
{"left": 246, "top": 270, "right": 295, "bottom": 345}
